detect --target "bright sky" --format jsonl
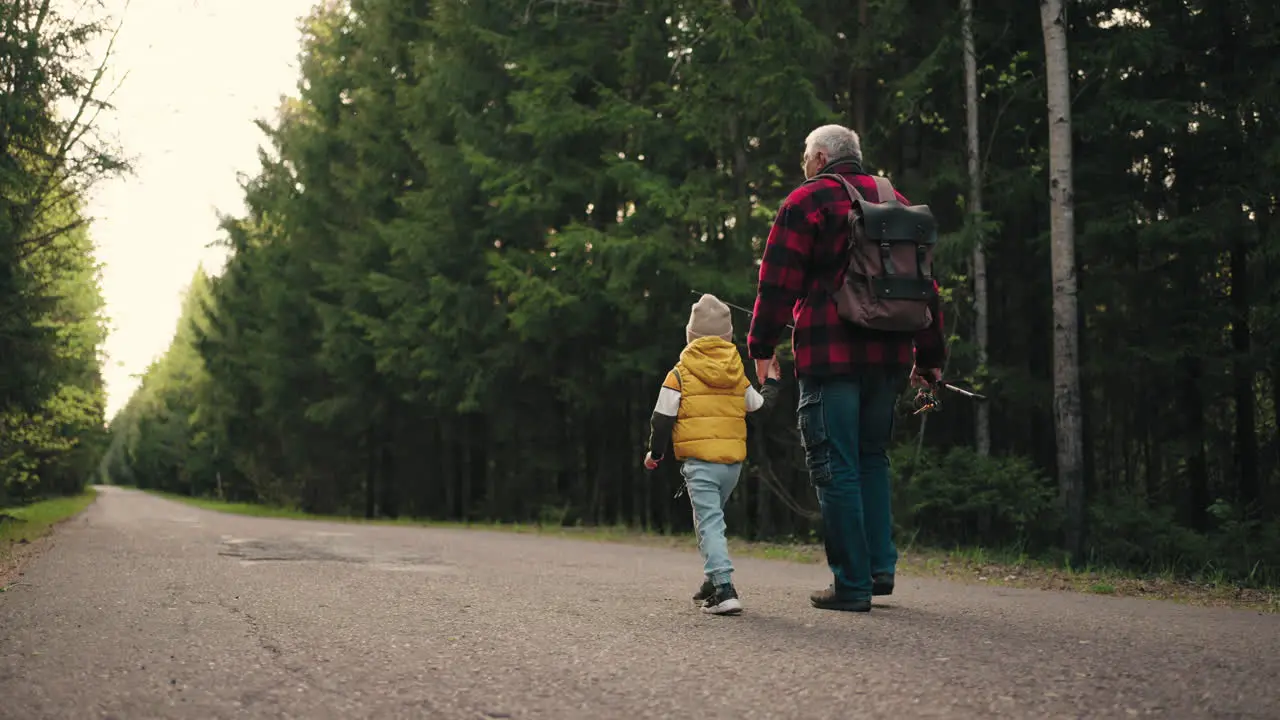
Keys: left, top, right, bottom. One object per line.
{"left": 78, "top": 0, "right": 318, "bottom": 418}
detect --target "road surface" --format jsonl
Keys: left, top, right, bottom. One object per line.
{"left": 1, "top": 486, "right": 1277, "bottom": 719}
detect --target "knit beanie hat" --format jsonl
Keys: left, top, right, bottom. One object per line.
{"left": 686, "top": 293, "right": 733, "bottom": 344}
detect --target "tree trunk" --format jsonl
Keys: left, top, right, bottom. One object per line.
{"left": 1231, "top": 235, "right": 1259, "bottom": 508}
{"left": 379, "top": 436, "right": 397, "bottom": 519}
{"left": 1265, "top": 237, "right": 1278, "bottom": 499}
{"left": 487, "top": 420, "right": 500, "bottom": 519}
{"left": 557, "top": 398, "right": 572, "bottom": 522}
{"left": 962, "top": 0, "right": 990, "bottom": 456}
{"left": 1040, "top": 0, "right": 1085, "bottom": 561}
{"left": 1182, "top": 356, "right": 1210, "bottom": 532}
{"left": 1144, "top": 415, "right": 1158, "bottom": 506}
{"left": 728, "top": 113, "right": 750, "bottom": 249}
{"left": 1077, "top": 266, "right": 1096, "bottom": 500}
{"left": 441, "top": 421, "right": 455, "bottom": 520}
{"left": 460, "top": 419, "right": 473, "bottom": 523}
{"left": 583, "top": 405, "right": 599, "bottom": 523}
{"left": 364, "top": 425, "right": 376, "bottom": 519}
{"left": 624, "top": 404, "right": 636, "bottom": 527}
{"left": 590, "top": 409, "right": 606, "bottom": 525}
{"left": 853, "top": 0, "right": 869, "bottom": 137}
{"left": 418, "top": 419, "right": 437, "bottom": 518}
{"left": 1272, "top": 357, "right": 1280, "bottom": 508}
{"left": 471, "top": 416, "right": 488, "bottom": 522}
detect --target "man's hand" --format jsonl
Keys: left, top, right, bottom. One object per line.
{"left": 767, "top": 357, "right": 782, "bottom": 381}
{"left": 910, "top": 365, "right": 942, "bottom": 388}
{"left": 643, "top": 452, "right": 659, "bottom": 471}
{"left": 755, "top": 358, "right": 774, "bottom": 384}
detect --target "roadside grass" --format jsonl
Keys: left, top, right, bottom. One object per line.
{"left": 1, "top": 488, "right": 98, "bottom": 588}
{"left": 139, "top": 488, "right": 1279, "bottom": 613}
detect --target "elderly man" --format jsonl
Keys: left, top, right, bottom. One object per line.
{"left": 746, "top": 124, "right": 947, "bottom": 612}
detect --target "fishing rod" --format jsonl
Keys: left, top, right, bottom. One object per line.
{"left": 688, "top": 289, "right": 988, "bottom": 406}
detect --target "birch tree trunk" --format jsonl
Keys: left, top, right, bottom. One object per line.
{"left": 962, "top": 0, "right": 990, "bottom": 456}
{"left": 1040, "top": 0, "right": 1085, "bottom": 560}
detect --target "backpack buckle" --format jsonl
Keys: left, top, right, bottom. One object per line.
{"left": 879, "top": 242, "right": 895, "bottom": 275}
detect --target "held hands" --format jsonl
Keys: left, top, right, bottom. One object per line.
{"left": 754, "top": 358, "right": 772, "bottom": 385}
{"left": 755, "top": 356, "right": 782, "bottom": 384}
{"left": 643, "top": 452, "right": 659, "bottom": 471}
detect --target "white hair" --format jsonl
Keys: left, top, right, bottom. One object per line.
{"left": 804, "top": 124, "right": 863, "bottom": 165}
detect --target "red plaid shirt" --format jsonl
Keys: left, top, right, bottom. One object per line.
{"left": 746, "top": 161, "right": 947, "bottom": 376}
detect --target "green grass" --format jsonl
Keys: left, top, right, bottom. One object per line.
{"left": 145, "top": 492, "right": 320, "bottom": 520}
{"left": 139, "top": 488, "right": 1280, "bottom": 613}
{"left": 0, "top": 488, "right": 98, "bottom": 573}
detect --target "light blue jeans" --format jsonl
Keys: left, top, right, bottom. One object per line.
{"left": 680, "top": 458, "right": 742, "bottom": 587}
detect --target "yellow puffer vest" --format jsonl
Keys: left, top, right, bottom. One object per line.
{"left": 670, "top": 336, "right": 751, "bottom": 464}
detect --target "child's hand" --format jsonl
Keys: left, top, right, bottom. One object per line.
{"left": 643, "top": 452, "right": 659, "bottom": 470}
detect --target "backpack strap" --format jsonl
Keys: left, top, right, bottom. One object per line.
{"left": 809, "top": 172, "right": 865, "bottom": 205}
{"left": 869, "top": 176, "right": 904, "bottom": 275}
{"left": 872, "top": 175, "right": 897, "bottom": 204}
{"left": 807, "top": 172, "right": 870, "bottom": 293}
{"left": 809, "top": 172, "right": 898, "bottom": 206}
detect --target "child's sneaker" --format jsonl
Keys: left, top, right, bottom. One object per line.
{"left": 701, "top": 583, "right": 743, "bottom": 615}
{"left": 693, "top": 579, "right": 715, "bottom": 604}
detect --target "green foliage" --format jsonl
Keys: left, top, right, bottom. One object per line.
{"left": 0, "top": 0, "right": 122, "bottom": 506}
{"left": 892, "top": 444, "right": 1060, "bottom": 549}
{"left": 1088, "top": 497, "right": 1280, "bottom": 587}
{"left": 1087, "top": 498, "right": 1208, "bottom": 575}
{"left": 101, "top": 0, "right": 1280, "bottom": 587}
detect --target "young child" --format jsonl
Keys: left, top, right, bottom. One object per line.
{"left": 643, "top": 293, "right": 781, "bottom": 615}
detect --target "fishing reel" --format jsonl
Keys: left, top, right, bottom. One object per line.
{"left": 912, "top": 385, "right": 941, "bottom": 415}
{"left": 911, "top": 378, "right": 988, "bottom": 415}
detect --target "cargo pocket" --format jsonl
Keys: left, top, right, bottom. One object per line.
{"left": 796, "top": 384, "right": 832, "bottom": 488}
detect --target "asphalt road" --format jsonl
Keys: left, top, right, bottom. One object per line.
{"left": 1, "top": 487, "right": 1277, "bottom": 719}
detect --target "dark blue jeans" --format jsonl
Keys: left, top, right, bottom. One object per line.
{"left": 797, "top": 368, "right": 906, "bottom": 599}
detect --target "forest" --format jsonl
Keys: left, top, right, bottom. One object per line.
{"left": 1, "top": 1, "right": 122, "bottom": 508}
{"left": 84, "top": 0, "right": 1280, "bottom": 587}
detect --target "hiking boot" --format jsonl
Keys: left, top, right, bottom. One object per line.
{"left": 693, "top": 579, "right": 715, "bottom": 604}
{"left": 701, "top": 584, "right": 743, "bottom": 615}
{"left": 809, "top": 585, "right": 871, "bottom": 612}
{"left": 872, "top": 573, "right": 894, "bottom": 596}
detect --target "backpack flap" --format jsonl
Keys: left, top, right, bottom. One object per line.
{"left": 856, "top": 199, "right": 938, "bottom": 246}
{"left": 856, "top": 198, "right": 938, "bottom": 301}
